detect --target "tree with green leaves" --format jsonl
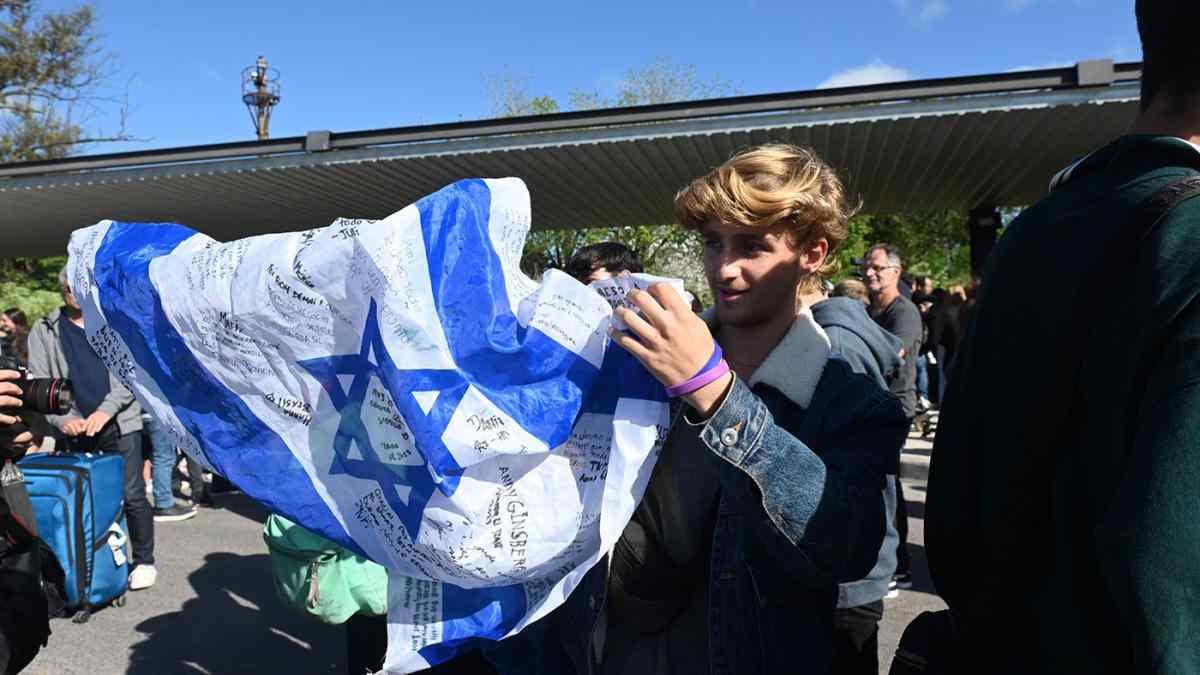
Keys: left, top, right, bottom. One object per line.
{"left": 1, "top": 0, "right": 128, "bottom": 162}
{"left": 0, "top": 1, "right": 131, "bottom": 321}
{"left": 567, "top": 58, "right": 735, "bottom": 111}
{"left": 833, "top": 210, "right": 972, "bottom": 288}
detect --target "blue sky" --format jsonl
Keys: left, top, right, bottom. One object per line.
{"left": 46, "top": 0, "right": 1139, "bottom": 154}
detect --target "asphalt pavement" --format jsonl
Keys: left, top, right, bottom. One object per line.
{"left": 878, "top": 432, "right": 949, "bottom": 675}
{"left": 24, "top": 492, "right": 348, "bottom": 675}
{"left": 26, "top": 431, "right": 945, "bottom": 675}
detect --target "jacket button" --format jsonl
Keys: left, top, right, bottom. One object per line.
{"left": 720, "top": 427, "right": 739, "bottom": 447}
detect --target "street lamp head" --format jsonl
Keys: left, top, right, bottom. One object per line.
{"left": 242, "top": 56, "right": 281, "bottom": 140}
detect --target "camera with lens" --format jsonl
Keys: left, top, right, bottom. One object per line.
{"left": 0, "top": 355, "right": 73, "bottom": 461}
{"left": 0, "top": 355, "right": 73, "bottom": 416}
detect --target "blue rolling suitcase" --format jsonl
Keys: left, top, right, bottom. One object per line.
{"left": 18, "top": 453, "right": 130, "bottom": 622}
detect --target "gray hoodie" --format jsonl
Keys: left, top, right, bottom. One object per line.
{"left": 812, "top": 296, "right": 903, "bottom": 608}
{"left": 27, "top": 307, "right": 142, "bottom": 437}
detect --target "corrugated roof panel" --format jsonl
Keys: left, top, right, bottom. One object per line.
{"left": 558, "top": 143, "right": 644, "bottom": 227}
{"left": 710, "top": 130, "right": 748, "bottom": 163}
{"left": 990, "top": 102, "right": 1130, "bottom": 206}
{"left": 368, "top": 154, "right": 453, "bottom": 206}
{"left": 478, "top": 149, "right": 575, "bottom": 227}
{"left": 749, "top": 127, "right": 774, "bottom": 149}
{"left": 626, "top": 138, "right": 683, "bottom": 199}
{"left": 958, "top": 107, "right": 1056, "bottom": 208}
{"left": 324, "top": 162, "right": 406, "bottom": 212}
{"left": 929, "top": 110, "right": 1019, "bottom": 210}
{"left": 658, "top": 138, "right": 702, "bottom": 198}
{"left": 808, "top": 124, "right": 833, "bottom": 172}
{"left": 599, "top": 139, "right": 673, "bottom": 224}
{"left": 594, "top": 141, "right": 663, "bottom": 222}
{"left": 580, "top": 142, "right": 650, "bottom": 222}
{"left": 828, "top": 122, "right": 852, "bottom": 174}
{"left": 692, "top": 133, "right": 725, "bottom": 172}
{"left": 861, "top": 119, "right": 898, "bottom": 208}
{"left": 253, "top": 169, "right": 352, "bottom": 224}
{"left": 895, "top": 114, "right": 968, "bottom": 212}
{"left": 842, "top": 121, "right": 879, "bottom": 208}
{"left": 0, "top": 83, "right": 1143, "bottom": 255}
{"left": 870, "top": 117, "right": 919, "bottom": 212}
{"left": 919, "top": 111, "right": 996, "bottom": 210}
{"left": 674, "top": 135, "right": 708, "bottom": 179}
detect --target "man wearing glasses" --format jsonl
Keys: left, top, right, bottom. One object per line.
{"left": 862, "top": 243, "right": 922, "bottom": 591}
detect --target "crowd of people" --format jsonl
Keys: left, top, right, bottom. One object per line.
{"left": 0, "top": 268, "right": 242, "bottom": 598}
{"left": 3, "top": 1, "right": 1199, "bottom": 673}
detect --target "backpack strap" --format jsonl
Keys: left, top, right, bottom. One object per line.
{"left": 1054, "top": 175, "right": 1200, "bottom": 489}
{"left": 1058, "top": 176, "right": 1200, "bottom": 411}
{"left": 1128, "top": 176, "right": 1200, "bottom": 245}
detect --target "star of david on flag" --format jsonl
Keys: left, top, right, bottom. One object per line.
{"left": 299, "top": 298, "right": 464, "bottom": 543}
{"left": 65, "top": 177, "right": 670, "bottom": 673}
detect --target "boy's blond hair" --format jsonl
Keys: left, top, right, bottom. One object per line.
{"left": 673, "top": 144, "right": 856, "bottom": 292}
{"left": 831, "top": 278, "right": 870, "bottom": 306}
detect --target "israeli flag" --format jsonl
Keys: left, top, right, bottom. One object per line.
{"left": 66, "top": 179, "right": 670, "bottom": 673}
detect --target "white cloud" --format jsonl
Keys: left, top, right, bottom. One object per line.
{"left": 920, "top": 0, "right": 948, "bottom": 20}
{"left": 817, "top": 60, "right": 912, "bottom": 89}
{"left": 892, "top": 0, "right": 948, "bottom": 22}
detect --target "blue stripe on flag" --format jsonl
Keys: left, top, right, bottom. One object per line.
{"left": 91, "top": 221, "right": 361, "bottom": 555}
{"left": 581, "top": 346, "right": 668, "bottom": 416}
{"left": 417, "top": 180, "right": 601, "bottom": 460}
{"left": 416, "top": 582, "right": 528, "bottom": 666}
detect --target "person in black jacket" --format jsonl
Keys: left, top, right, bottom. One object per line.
{"left": 0, "top": 368, "right": 52, "bottom": 675}
{"left": 922, "top": 288, "right": 963, "bottom": 406}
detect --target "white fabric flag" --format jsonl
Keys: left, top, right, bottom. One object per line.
{"left": 65, "top": 178, "right": 670, "bottom": 673}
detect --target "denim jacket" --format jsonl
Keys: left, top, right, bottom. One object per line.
{"left": 488, "top": 309, "right": 908, "bottom": 675}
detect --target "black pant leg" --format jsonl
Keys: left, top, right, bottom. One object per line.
{"left": 932, "top": 346, "right": 948, "bottom": 405}
{"left": 894, "top": 474, "right": 910, "bottom": 576}
{"left": 97, "top": 430, "right": 154, "bottom": 566}
{"left": 346, "top": 613, "right": 388, "bottom": 675}
{"left": 831, "top": 601, "right": 883, "bottom": 675}
{"left": 186, "top": 454, "right": 208, "bottom": 502}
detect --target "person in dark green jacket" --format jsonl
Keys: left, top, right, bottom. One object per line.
{"left": 926, "top": 2, "right": 1200, "bottom": 672}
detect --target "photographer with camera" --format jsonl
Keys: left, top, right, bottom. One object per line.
{"left": 1, "top": 367, "right": 64, "bottom": 674}
{"left": 27, "top": 268, "right": 156, "bottom": 591}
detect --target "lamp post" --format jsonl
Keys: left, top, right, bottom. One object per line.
{"left": 242, "top": 56, "right": 281, "bottom": 140}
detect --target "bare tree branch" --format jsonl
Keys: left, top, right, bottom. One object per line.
{"left": 0, "top": 0, "right": 138, "bottom": 162}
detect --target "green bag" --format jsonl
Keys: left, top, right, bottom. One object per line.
{"left": 262, "top": 514, "right": 387, "bottom": 624}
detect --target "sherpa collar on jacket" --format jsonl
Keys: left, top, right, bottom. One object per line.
{"left": 702, "top": 305, "right": 832, "bottom": 409}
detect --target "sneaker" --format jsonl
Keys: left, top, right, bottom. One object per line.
{"left": 893, "top": 573, "right": 914, "bottom": 590}
{"left": 153, "top": 503, "right": 197, "bottom": 522}
{"left": 129, "top": 564, "right": 157, "bottom": 591}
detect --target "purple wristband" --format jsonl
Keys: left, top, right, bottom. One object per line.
{"left": 665, "top": 359, "right": 731, "bottom": 398}
{"left": 693, "top": 343, "right": 723, "bottom": 378}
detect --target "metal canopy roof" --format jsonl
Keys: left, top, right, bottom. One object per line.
{"left": 0, "top": 61, "right": 1141, "bottom": 256}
